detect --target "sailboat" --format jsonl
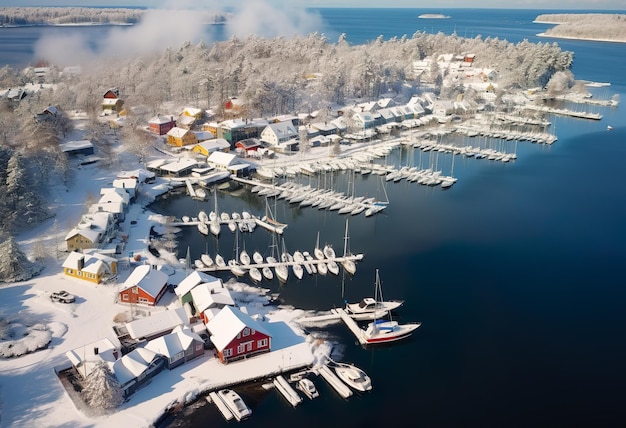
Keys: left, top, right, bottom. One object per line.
{"left": 210, "top": 190, "right": 221, "bottom": 237}
{"left": 341, "top": 218, "right": 357, "bottom": 275}
{"left": 314, "top": 232, "right": 325, "bottom": 260}
{"left": 257, "top": 197, "right": 288, "bottom": 235}
{"left": 359, "top": 269, "right": 420, "bottom": 344}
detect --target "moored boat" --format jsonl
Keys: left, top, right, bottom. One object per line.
{"left": 201, "top": 254, "right": 213, "bottom": 267}
{"left": 249, "top": 266, "right": 262, "bottom": 283}
{"left": 217, "top": 389, "right": 251, "bottom": 422}
{"left": 296, "top": 378, "right": 319, "bottom": 399}
{"left": 334, "top": 363, "right": 372, "bottom": 392}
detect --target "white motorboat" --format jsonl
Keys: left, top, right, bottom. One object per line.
{"left": 220, "top": 212, "right": 230, "bottom": 222}
{"left": 194, "top": 259, "right": 205, "bottom": 269}
{"left": 296, "top": 378, "right": 319, "bottom": 399}
{"left": 249, "top": 266, "right": 262, "bottom": 283}
{"left": 197, "top": 221, "right": 209, "bottom": 235}
{"left": 334, "top": 363, "right": 372, "bottom": 392}
{"left": 201, "top": 254, "right": 213, "bottom": 268}
{"left": 217, "top": 389, "right": 251, "bottom": 422}
{"left": 195, "top": 187, "right": 207, "bottom": 200}
{"left": 345, "top": 297, "right": 404, "bottom": 319}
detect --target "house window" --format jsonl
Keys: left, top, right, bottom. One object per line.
{"left": 67, "top": 269, "right": 73, "bottom": 274}
{"left": 173, "top": 351, "right": 184, "bottom": 361}
{"left": 223, "top": 348, "right": 232, "bottom": 357}
{"left": 242, "top": 327, "right": 250, "bottom": 337}
{"left": 138, "top": 297, "right": 149, "bottom": 304}
{"left": 122, "top": 294, "right": 129, "bottom": 301}
{"left": 237, "top": 344, "right": 244, "bottom": 354}
{"left": 257, "top": 338, "right": 268, "bottom": 348}
{"left": 243, "top": 341, "right": 253, "bottom": 352}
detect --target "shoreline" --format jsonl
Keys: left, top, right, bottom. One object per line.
{"left": 536, "top": 32, "right": 626, "bottom": 44}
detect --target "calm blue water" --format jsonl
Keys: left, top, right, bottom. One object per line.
{"left": 4, "top": 8, "right": 626, "bottom": 427}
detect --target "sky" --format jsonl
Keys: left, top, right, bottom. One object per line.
{"left": 0, "top": 0, "right": 625, "bottom": 10}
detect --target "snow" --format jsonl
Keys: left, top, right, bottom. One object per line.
{"left": 0, "top": 118, "right": 329, "bottom": 428}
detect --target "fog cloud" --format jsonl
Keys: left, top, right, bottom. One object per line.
{"left": 225, "top": 0, "right": 325, "bottom": 39}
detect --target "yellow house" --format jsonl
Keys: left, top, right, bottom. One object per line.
{"left": 62, "top": 251, "right": 118, "bottom": 284}
{"left": 192, "top": 138, "right": 231, "bottom": 157}
{"left": 167, "top": 127, "right": 199, "bottom": 147}
{"left": 65, "top": 228, "right": 101, "bottom": 252}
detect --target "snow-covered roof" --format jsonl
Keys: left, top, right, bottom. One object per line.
{"left": 144, "top": 325, "right": 202, "bottom": 358}
{"left": 207, "top": 306, "right": 271, "bottom": 352}
{"left": 122, "top": 265, "right": 168, "bottom": 298}
{"left": 265, "top": 121, "right": 298, "bottom": 137}
{"left": 311, "top": 122, "right": 337, "bottom": 132}
{"left": 181, "top": 107, "right": 202, "bottom": 117}
{"left": 190, "top": 282, "right": 235, "bottom": 313}
{"left": 62, "top": 251, "right": 116, "bottom": 274}
{"left": 89, "top": 201, "right": 124, "bottom": 215}
{"left": 117, "top": 169, "right": 155, "bottom": 181}
{"left": 167, "top": 127, "right": 191, "bottom": 138}
{"left": 208, "top": 151, "right": 239, "bottom": 167}
{"left": 125, "top": 307, "right": 188, "bottom": 340}
{"left": 220, "top": 117, "right": 268, "bottom": 130}
{"left": 65, "top": 337, "right": 118, "bottom": 377}
{"left": 148, "top": 115, "right": 175, "bottom": 125}
{"left": 111, "top": 347, "right": 159, "bottom": 386}
{"left": 112, "top": 178, "right": 137, "bottom": 191}
{"left": 60, "top": 140, "right": 93, "bottom": 153}
{"left": 100, "top": 187, "right": 130, "bottom": 205}
{"left": 64, "top": 225, "right": 101, "bottom": 243}
{"left": 160, "top": 157, "right": 198, "bottom": 173}
{"left": 175, "top": 271, "right": 221, "bottom": 297}
{"left": 102, "top": 98, "right": 121, "bottom": 106}
{"left": 177, "top": 115, "right": 195, "bottom": 126}
{"left": 193, "top": 131, "right": 214, "bottom": 141}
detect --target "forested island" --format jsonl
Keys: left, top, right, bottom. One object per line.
{"left": 0, "top": 7, "right": 227, "bottom": 26}
{"left": 535, "top": 13, "right": 626, "bottom": 43}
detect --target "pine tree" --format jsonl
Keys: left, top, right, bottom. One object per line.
{"left": 81, "top": 362, "right": 125, "bottom": 409}
{"left": 0, "top": 236, "right": 42, "bottom": 283}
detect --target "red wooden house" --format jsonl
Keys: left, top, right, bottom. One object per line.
{"left": 148, "top": 115, "right": 177, "bottom": 135}
{"left": 207, "top": 306, "right": 271, "bottom": 363}
{"left": 119, "top": 265, "right": 168, "bottom": 306}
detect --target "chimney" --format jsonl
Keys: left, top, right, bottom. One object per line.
{"left": 93, "top": 347, "right": 99, "bottom": 355}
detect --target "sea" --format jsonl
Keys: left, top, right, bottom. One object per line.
{"left": 3, "top": 8, "right": 626, "bottom": 428}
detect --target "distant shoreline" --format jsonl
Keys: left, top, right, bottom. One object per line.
{"left": 536, "top": 32, "right": 626, "bottom": 44}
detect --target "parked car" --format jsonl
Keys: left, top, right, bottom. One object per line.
{"left": 50, "top": 290, "right": 75, "bottom": 304}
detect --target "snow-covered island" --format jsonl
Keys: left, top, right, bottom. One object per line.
{"left": 535, "top": 13, "right": 626, "bottom": 43}
{"left": 418, "top": 13, "right": 451, "bottom": 19}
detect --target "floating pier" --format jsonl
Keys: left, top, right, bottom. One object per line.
{"left": 208, "top": 392, "right": 233, "bottom": 421}
{"left": 317, "top": 364, "right": 353, "bottom": 399}
{"left": 335, "top": 308, "right": 368, "bottom": 345}
{"left": 273, "top": 375, "right": 303, "bottom": 407}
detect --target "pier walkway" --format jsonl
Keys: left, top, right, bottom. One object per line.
{"left": 317, "top": 364, "right": 353, "bottom": 398}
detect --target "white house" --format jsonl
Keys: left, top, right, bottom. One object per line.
{"left": 260, "top": 121, "right": 298, "bottom": 146}
{"left": 124, "top": 306, "right": 189, "bottom": 341}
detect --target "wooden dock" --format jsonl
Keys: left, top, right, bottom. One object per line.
{"left": 208, "top": 392, "right": 233, "bottom": 421}
{"left": 318, "top": 364, "right": 353, "bottom": 399}
{"left": 273, "top": 375, "right": 302, "bottom": 407}
{"left": 335, "top": 308, "right": 368, "bottom": 345}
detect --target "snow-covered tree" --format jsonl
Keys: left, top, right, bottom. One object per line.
{"left": 0, "top": 236, "right": 42, "bottom": 283}
{"left": 81, "top": 361, "right": 125, "bottom": 409}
